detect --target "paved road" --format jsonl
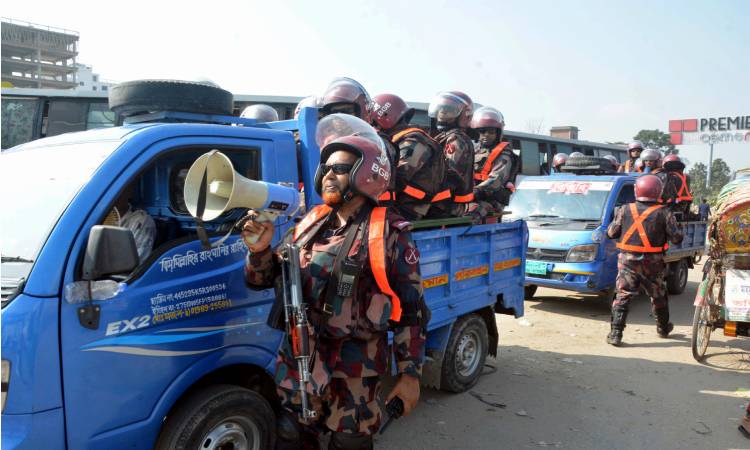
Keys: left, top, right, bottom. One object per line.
{"left": 378, "top": 262, "right": 750, "bottom": 449}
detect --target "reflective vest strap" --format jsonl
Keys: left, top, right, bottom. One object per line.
{"left": 454, "top": 192, "right": 475, "bottom": 203}
{"left": 431, "top": 189, "right": 452, "bottom": 202}
{"left": 391, "top": 127, "right": 429, "bottom": 144}
{"left": 675, "top": 173, "right": 693, "bottom": 201}
{"left": 293, "top": 204, "right": 332, "bottom": 241}
{"left": 368, "top": 207, "right": 402, "bottom": 322}
{"left": 378, "top": 191, "right": 395, "bottom": 201}
{"left": 615, "top": 203, "right": 664, "bottom": 253}
{"left": 402, "top": 185, "right": 427, "bottom": 200}
{"left": 475, "top": 142, "right": 508, "bottom": 182}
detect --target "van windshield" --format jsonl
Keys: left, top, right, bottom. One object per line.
{"left": 1, "top": 140, "right": 123, "bottom": 289}
{"left": 506, "top": 179, "right": 613, "bottom": 221}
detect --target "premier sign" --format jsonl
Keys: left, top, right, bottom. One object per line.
{"left": 669, "top": 115, "right": 750, "bottom": 145}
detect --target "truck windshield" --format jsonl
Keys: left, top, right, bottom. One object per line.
{"left": 1, "top": 140, "right": 123, "bottom": 289}
{"left": 506, "top": 179, "right": 613, "bottom": 221}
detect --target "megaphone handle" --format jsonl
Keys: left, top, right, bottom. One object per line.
{"left": 236, "top": 211, "right": 278, "bottom": 245}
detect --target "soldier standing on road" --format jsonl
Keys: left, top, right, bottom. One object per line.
{"left": 243, "top": 114, "right": 428, "bottom": 450}
{"left": 606, "top": 175, "right": 684, "bottom": 346}
{"left": 426, "top": 91, "right": 476, "bottom": 218}
{"left": 464, "top": 106, "right": 519, "bottom": 219}
{"left": 370, "top": 93, "right": 448, "bottom": 220}
{"left": 619, "top": 141, "right": 644, "bottom": 173}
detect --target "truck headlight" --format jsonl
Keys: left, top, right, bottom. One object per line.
{"left": 566, "top": 244, "right": 598, "bottom": 263}
{"left": 2, "top": 360, "right": 9, "bottom": 412}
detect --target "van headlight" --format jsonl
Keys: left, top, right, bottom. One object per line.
{"left": 2, "top": 360, "right": 9, "bottom": 412}
{"left": 566, "top": 244, "right": 598, "bottom": 262}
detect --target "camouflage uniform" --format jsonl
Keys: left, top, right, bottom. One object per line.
{"left": 466, "top": 143, "right": 517, "bottom": 219}
{"left": 427, "top": 128, "right": 475, "bottom": 218}
{"left": 606, "top": 201, "right": 683, "bottom": 342}
{"left": 389, "top": 128, "right": 446, "bottom": 221}
{"left": 245, "top": 207, "right": 427, "bottom": 444}
{"left": 661, "top": 171, "right": 692, "bottom": 220}
{"left": 619, "top": 158, "right": 638, "bottom": 173}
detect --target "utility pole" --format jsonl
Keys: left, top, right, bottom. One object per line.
{"left": 706, "top": 142, "right": 714, "bottom": 189}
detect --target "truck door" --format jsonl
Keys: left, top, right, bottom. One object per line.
{"left": 601, "top": 183, "right": 635, "bottom": 288}
{"left": 58, "top": 137, "right": 287, "bottom": 450}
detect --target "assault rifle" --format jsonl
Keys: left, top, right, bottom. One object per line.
{"left": 279, "top": 243, "right": 317, "bottom": 422}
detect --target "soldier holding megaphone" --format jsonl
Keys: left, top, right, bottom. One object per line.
{"left": 243, "top": 114, "right": 429, "bottom": 450}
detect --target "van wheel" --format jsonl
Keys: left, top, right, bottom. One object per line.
{"left": 441, "top": 315, "right": 488, "bottom": 393}
{"left": 667, "top": 259, "right": 688, "bottom": 295}
{"left": 155, "top": 384, "right": 275, "bottom": 450}
{"left": 109, "top": 79, "right": 234, "bottom": 117}
{"left": 524, "top": 285, "right": 538, "bottom": 299}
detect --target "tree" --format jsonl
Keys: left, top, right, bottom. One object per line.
{"left": 633, "top": 129, "right": 678, "bottom": 155}
{"left": 687, "top": 158, "right": 733, "bottom": 202}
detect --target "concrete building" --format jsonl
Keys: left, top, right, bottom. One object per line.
{"left": 1, "top": 18, "right": 78, "bottom": 89}
{"left": 73, "top": 63, "right": 115, "bottom": 92}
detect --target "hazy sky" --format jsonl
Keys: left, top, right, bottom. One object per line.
{"left": 4, "top": 0, "right": 749, "bottom": 170}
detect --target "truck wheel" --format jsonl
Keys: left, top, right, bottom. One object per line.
{"left": 524, "top": 285, "right": 538, "bottom": 299}
{"left": 109, "top": 79, "right": 234, "bottom": 117}
{"left": 154, "top": 384, "right": 275, "bottom": 450}
{"left": 561, "top": 156, "right": 615, "bottom": 174}
{"left": 441, "top": 314, "right": 489, "bottom": 393}
{"left": 667, "top": 259, "right": 688, "bottom": 295}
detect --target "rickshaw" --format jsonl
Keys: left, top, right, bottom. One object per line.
{"left": 691, "top": 177, "right": 750, "bottom": 361}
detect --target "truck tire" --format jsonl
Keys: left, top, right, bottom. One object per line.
{"left": 109, "top": 79, "right": 234, "bottom": 117}
{"left": 154, "top": 384, "right": 275, "bottom": 450}
{"left": 667, "top": 259, "right": 688, "bottom": 295}
{"left": 561, "top": 156, "right": 615, "bottom": 174}
{"left": 440, "top": 314, "right": 489, "bottom": 393}
{"left": 524, "top": 285, "right": 538, "bottom": 299}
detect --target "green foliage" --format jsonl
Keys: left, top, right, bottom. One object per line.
{"left": 687, "top": 158, "right": 733, "bottom": 205}
{"left": 633, "top": 129, "right": 678, "bottom": 155}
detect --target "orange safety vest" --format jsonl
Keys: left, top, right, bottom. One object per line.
{"left": 623, "top": 159, "right": 642, "bottom": 173}
{"left": 292, "top": 204, "right": 402, "bottom": 322}
{"left": 474, "top": 142, "right": 509, "bottom": 182}
{"left": 378, "top": 127, "right": 453, "bottom": 203}
{"left": 674, "top": 172, "right": 693, "bottom": 202}
{"left": 615, "top": 203, "right": 667, "bottom": 253}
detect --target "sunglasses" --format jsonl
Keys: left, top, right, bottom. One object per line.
{"left": 321, "top": 163, "right": 353, "bottom": 175}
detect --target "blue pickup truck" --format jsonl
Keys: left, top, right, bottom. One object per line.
{"left": 505, "top": 174, "right": 706, "bottom": 300}
{"left": 1, "top": 86, "right": 526, "bottom": 449}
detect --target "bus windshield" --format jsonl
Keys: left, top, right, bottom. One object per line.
{"left": 506, "top": 179, "right": 613, "bottom": 221}
{"left": 1, "top": 139, "right": 123, "bottom": 286}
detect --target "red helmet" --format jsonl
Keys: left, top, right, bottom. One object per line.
{"left": 428, "top": 91, "right": 473, "bottom": 128}
{"left": 240, "top": 104, "right": 279, "bottom": 123}
{"left": 552, "top": 153, "right": 569, "bottom": 169}
{"left": 370, "top": 93, "right": 414, "bottom": 131}
{"left": 603, "top": 154, "right": 620, "bottom": 171}
{"left": 320, "top": 77, "right": 371, "bottom": 120}
{"left": 294, "top": 95, "right": 320, "bottom": 119}
{"left": 315, "top": 114, "right": 390, "bottom": 203}
{"left": 628, "top": 140, "right": 644, "bottom": 153}
{"left": 635, "top": 175, "right": 663, "bottom": 202}
{"left": 470, "top": 106, "right": 505, "bottom": 131}
{"left": 662, "top": 154, "right": 685, "bottom": 172}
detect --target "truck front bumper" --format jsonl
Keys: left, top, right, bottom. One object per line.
{"left": 524, "top": 260, "right": 609, "bottom": 294}
{"left": 1, "top": 408, "right": 65, "bottom": 450}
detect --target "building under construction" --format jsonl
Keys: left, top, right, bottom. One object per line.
{"left": 1, "top": 18, "right": 78, "bottom": 89}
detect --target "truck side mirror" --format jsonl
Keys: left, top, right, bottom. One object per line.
{"left": 82, "top": 226, "right": 139, "bottom": 281}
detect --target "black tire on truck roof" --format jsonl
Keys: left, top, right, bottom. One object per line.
{"left": 561, "top": 155, "right": 615, "bottom": 174}
{"left": 108, "top": 79, "right": 234, "bottom": 117}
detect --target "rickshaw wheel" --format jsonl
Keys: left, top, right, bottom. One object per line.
{"left": 691, "top": 304, "right": 713, "bottom": 362}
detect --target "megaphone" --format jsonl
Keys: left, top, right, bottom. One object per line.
{"left": 184, "top": 150, "right": 299, "bottom": 241}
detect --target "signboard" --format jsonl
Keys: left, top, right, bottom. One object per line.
{"left": 669, "top": 116, "right": 750, "bottom": 145}
{"left": 725, "top": 269, "right": 750, "bottom": 322}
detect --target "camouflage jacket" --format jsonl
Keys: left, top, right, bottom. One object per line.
{"left": 474, "top": 145, "right": 516, "bottom": 195}
{"left": 607, "top": 201, "right": 684, "bottom": 256}
{"left": 393, "top": 128, "right": 446, "bottom": 220}
{"left": 434, "top": 128, "right": 475, "bottom": 197}
{"left": 244, "top": 208, "right": 427, "bottom": 394}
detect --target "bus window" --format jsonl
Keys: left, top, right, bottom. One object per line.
{"left": 47, "top": 100, "right": 88, "bottom": 136}
{"left": 538, "top": 143, "right": 549, "bottom": 175}
{"left": 86, "top": 102, "right": 116, "bottom": 130}
{"left": 1, "top": 98, "right": 41, "bottom": 149}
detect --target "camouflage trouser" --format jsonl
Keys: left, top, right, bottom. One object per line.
{"left": 613, "top": 253, "right": 668, "bottom": 309}
{"left": 278, "top": 376, "right": 382, "bottom": 436}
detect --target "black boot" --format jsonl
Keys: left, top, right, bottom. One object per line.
{"left": 654, "top": 306, "right": 674, "bottom": 338}
{"left": 607, "top": 306, "right": 628, "bottom": 346}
